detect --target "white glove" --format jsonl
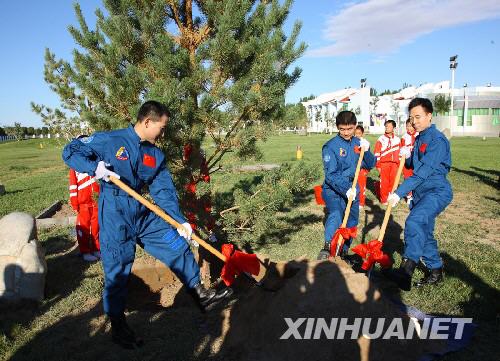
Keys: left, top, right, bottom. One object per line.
{"left": 388, "top": 193, "right": 401, "bottom": 207}
{"left": 95, "top": 161, "right": 120, "bottom": 182}
{"left": 346, "top": 187, "right": 357, "bottom": 200}
{"left": 399, "top": 146, "right": 411, "bottom": 159}
{"left": 359, "top": 138, "right": 370, "bottom": 151}
{"left": 178, "top": 222, "right": 195, "bottom": 243}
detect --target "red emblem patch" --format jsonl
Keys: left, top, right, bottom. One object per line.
{"left": 419, "top": 143, "right": 428, "bottom": 153}
{"left": 143, "top": 154, "right": 156, "bottom": 168}
{"left": 354, "top": 146, "right": 361, "bottom": 154}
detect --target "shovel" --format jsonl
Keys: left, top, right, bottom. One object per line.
{"left": 331, "top": 147, "right": 365, "bottom": 257}
{"left": 351, "top": 155, "right": 406, "bottom": 271}
{"left": 109, "top": 176, "right": 260, "bottom": 286}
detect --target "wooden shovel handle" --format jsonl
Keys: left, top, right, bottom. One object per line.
{"left": 377, "top": 156, "right": 406, "bottom": 242}
{"left": 341, "top": 147, "right": 366, "bottom": 227}
{"left": 334, "top": 147, "right": 365, "bottom": 257}
{"left": 109, "top": 176, "right": 226, "bottom": 262}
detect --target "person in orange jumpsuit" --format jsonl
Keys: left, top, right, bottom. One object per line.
{"left": 69, "top": 167, "right": 100, "bottom": 262}
{"left": 374, "top": 120, "right": 400, "bottom": 205}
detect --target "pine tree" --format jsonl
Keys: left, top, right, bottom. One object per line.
{"left": 4, "top": 123, "right": 24, "bottom": 141}
{"left": 434, "top": 94, "right": 451, "bottom": 115}
{"left": 32, "top": 0, "right": 313, "bottom": 253}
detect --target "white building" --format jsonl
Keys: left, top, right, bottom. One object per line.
{"left": 302, "top": 81, "right": 500, "bottom": 137}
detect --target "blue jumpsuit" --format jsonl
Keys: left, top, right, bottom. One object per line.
{"left": 395, "top": 124, "right": 453, "bottom": 269}
{"left": 322, "top": 135, "right": 375, "bottom": 251}
{"left": 62, "top": 125, "right": 200, "bottom": 317}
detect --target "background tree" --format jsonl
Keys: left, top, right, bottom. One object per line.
{"left": 33, "top": 0, "right": 313, "bottom": 251}
{"left": 323, "top": 110, "right": 333, "bottom": 133}
{"left": 379, "top": 89, "right": 400, "bottom": 96}
{"left": 0, "top": 127, "right": 6, "bottom": 136}
{"left": 434, "top": 94, "right": 451, "bottom": 115}
{"left": 370, "top": 95, "right": 379, "bottom": 117}
{"left": 5, "top": 123, "right": 25, "bottom": 141}
{"left": 278, "top": 102, "right": 308, "bottom": 130}
{"left": 390, "top": 100, "right": 401, "bottom": 133}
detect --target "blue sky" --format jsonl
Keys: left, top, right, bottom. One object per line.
{"left": 1, "top": 0, "right": 499, "bottom": 127}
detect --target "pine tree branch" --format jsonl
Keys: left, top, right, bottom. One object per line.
{"left": 185, "top": 0, "right": 193, "bottom": 30}
{"left": 206, "top": 106, "right": 250, "bottom": 169}
{"left": 219, "top": 205, "right": 240, "bottom": 216}
{"left": 167, "top": 0, "right": 183, "bottom": 29}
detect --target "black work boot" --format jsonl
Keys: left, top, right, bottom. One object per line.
{"left": 383, "top": 258, "right": 417, "bottom": 291}
{"left": 414, "top": 267, "right": 444, "bottom": 287}
{"left": 190, "top": 282, "right": 233, "bottom": 312}
{"left": 110, "top": 314, "right": 144, "bottom": 349}
{"left": 317, "top": 243, "right": 330, "bottom": 260}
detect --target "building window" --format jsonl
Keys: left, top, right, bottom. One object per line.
{"left": 492, "top": 108, "right": 500, "bottom": 125}
{"left": 467, "top": 108, "right": 489, "bottom": 126}
{"left": 454, "top": 109, "right": 464, "bottom": 126}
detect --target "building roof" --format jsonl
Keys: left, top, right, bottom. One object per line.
{"left": 454, "top": 96, "right": 500, "bottom": 109}
{"left": 301, "top": 88, "right": 358, "bottom": 107}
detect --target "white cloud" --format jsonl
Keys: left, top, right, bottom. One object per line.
{"left": 308, "top": 0, "right": 500, "bottom": 57}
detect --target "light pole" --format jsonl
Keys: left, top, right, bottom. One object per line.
{"left": 449, "top": 55, "right": 458, "bottom": 116}
{"left": 463, "top": 83, "right": 467, "bottom": 135}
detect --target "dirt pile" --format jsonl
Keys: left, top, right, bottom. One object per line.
{"left": 206, "top": 258, "right": 446, "bottom": 361}
{"left": 127, "top": 256, "right": 447, "bottom": 360}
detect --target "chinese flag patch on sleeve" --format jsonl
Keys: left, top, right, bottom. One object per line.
{"left": 143, "top": 153, "right": 156, "bottom": 168}
{"left": 419, "top": 143, "right": 428, "bottom": 153}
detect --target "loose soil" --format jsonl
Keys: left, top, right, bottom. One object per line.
{"left": 125, "top": 255, "right": 446, "bottom": 361}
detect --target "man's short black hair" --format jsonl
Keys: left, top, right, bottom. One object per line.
{"left": 336, "top": 111, "right": 357, "bottom": 127}
{"left": 384, "top": 119, "right": 396, "bottom": 127}
{"left": 356, "top": 125, "right": 364, "bottom": 133}
{"left": 408, "top": 97, "right": 433, "bottom": 114}
{"left": 137, "top": 100, "right": 170, "bottom": 122}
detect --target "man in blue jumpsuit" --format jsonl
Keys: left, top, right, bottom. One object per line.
{"left": 386, "top": 97, "right": 453, "bottom": 291}
{"left": 318, "top": 111, "right": 375, "bottom": 261}
{"left": 62, "top": 101, "right": 230, "bottom": 348}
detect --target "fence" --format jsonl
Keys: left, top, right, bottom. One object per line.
{"left": 0, "top": 134, "right": 58, "bottom": 143}
{"left": 0, "top": 135, "right": 16, "bottom": 142}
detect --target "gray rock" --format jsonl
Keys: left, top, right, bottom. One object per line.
{"left": 0, "top": 212, "right": 47, "bottom": 301}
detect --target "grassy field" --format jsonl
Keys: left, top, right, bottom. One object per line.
{"left": 0, "top": 134, "right": 499, "bottom": 360}
{"left": 0, "top": 139, "right": 68, "bottom": 217}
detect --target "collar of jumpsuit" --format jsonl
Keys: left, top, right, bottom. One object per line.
{"left": 419, "top": 123, "right": 435, "bottom": 135}
{"left": 127, "top": 124, "right": 142, "bottom": 144}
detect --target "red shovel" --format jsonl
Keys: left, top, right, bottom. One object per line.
{"left": 351, "top": 156, "right": 406, "bottom": 271}
{"left": 330, "top": 147, "right": 365, "bottom": 257}
{"left": 110, "top": 176, "right": 260, "bottom": 286}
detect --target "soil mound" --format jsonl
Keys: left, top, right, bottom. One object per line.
{"left": 208, "top": 258, "right": 446, "bottom": 361}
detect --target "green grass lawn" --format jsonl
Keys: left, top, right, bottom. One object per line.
{"left": 0, "top": 134, "right": 499, "bottom": 360}
{"left": 0, "top": 139, "right": 68, "bottom": 217}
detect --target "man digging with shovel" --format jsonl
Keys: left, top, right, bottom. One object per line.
{"left": 62, "top": 101, "right": 232, "bottom": 349}
{"left": 318, "top": 111, "right": 375, "bottom": 261}
{"left": 385, "top": 98, "right": 453, "bottom": 291}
